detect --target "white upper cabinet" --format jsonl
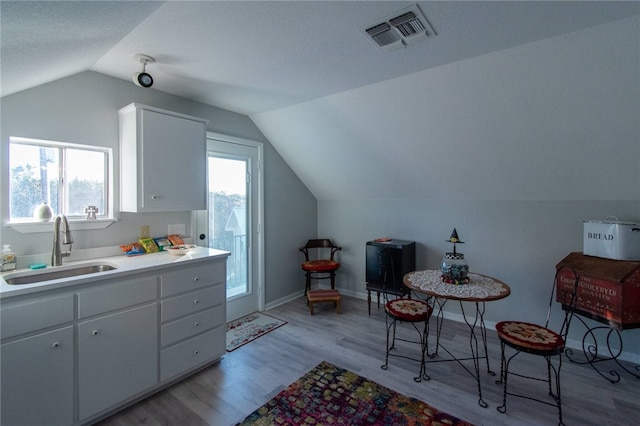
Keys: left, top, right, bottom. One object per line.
{"left": 119, "top": 103, "right": 208, "bottom": 212}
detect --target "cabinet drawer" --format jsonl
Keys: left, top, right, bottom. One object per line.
{"left": 161, "top": 284, "right": 224, "bottom": 322}
{"left": 161, "top": 261, "right": 225, "bottom": 297}
{"left": 1, "top": 294, "right": 74, "bottom": 339}
{"left": 160, "top": 326, "right": 224, "bottom": 382}
{"left": 161, "top": 305, "right": 224, "bottom": 347}
{"left": 78, "top": 275, "right": 157, "bottom": 318}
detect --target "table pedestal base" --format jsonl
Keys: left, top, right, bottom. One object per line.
{"left": 404, "top": 269, "right": 511, "bottom": 409}
{"left": 428, "top": 299, "right": 494, "bottom": 408}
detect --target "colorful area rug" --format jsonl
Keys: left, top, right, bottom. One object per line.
{"left": 226, "top": 312, "right": 287, "bottom": 352}
{"left": 237, "top": 361, "right": 474, "bottom": 426}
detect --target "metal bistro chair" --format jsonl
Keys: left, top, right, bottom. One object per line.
{"left": 299, "top": 239, "right": 341, "bottom": 294}
{"left": 495, "top": 267, "right": 581, "bottom": 426}
{"left": 379, "top": 249, "right": 433, "bottom": 382}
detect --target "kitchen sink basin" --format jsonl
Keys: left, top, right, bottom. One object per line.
{"left": 4, "top": 263, "right": 117, "bottom": 285}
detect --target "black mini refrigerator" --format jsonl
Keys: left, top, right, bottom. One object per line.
{"left": 365, "top": 239, "right": 416, "bottom": 291}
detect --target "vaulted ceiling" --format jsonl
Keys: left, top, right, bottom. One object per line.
{"left": 3, "top": 1, "right": 637, "bottom": 115}
{"left": 2, "top": 1, "right": 639, "bottom": 201}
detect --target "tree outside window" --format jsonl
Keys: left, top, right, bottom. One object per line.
{"left": 9, "top": 138, "right": 110, "bottom": 221}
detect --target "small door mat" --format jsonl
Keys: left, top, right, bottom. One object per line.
{"left": 226, "top": 312, "right": 287, "bottom": 352}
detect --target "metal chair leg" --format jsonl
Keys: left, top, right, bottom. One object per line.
{"left": 496, "top": 341, "right": 509, "bottom": 414}
{"left": 381, "top": 317, "right": 394, "bottom": 371}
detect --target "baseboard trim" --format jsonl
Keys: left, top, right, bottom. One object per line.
{"left": 264, "top": 290, "right": 304, "bottom": 311}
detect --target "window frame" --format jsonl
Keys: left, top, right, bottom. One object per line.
{"left": 6, "top": 136, "right": 115, "bottom": 232}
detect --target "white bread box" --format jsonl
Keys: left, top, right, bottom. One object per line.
{"left": 583, "top": 219, "right": 640, "bottom": 261}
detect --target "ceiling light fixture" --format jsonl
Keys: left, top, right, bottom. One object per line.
{"left": 133, "top": 54, "right": 155, "bottom": 88}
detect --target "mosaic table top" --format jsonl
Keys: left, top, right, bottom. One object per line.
{"left": 405, "top": 269, "right": 511, "bottom": 302}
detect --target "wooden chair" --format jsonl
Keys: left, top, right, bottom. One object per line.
{"left": 299, "top": 239, "right": 341, "bottom": 294}
{"left": 495, "top": 267, "right": 581, "bottom": 426}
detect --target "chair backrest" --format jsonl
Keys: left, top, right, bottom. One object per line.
{"left": 548, "top": 266, "right": 581, "bottom": 344}
{"left": 299, "top": 239, "right": 341, "bottom": 261}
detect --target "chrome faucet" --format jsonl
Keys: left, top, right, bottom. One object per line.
{"left": 52, "top": 214, "right": 73, "bottom": 266}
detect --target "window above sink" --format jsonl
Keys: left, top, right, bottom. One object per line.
{"left": 6, "top": 137, "right": 116, "bottom": 233}
{"left": 8, "top": 137, "right": 114, "bottom": 223}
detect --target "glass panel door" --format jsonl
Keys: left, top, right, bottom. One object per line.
{"left": 208, "top": 156, "right": 248, "bottom": 298}
{"left": 195, "top": 135, "right": 264, "bottom": 322}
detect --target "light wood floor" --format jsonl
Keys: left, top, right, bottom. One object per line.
{"left": 97, "top": 295, "right": 639, "bottom": 426}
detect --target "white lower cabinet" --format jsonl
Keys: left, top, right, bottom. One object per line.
{"left": 1, "top": 327, "right": 74, "bottom": 426}
{"left": 159, "top": 262, "right": 226, "bottom": 383}
{"left": 0, "top": 293, "right": 75, "bottom": 426}
{"left": 0, "top": 256, "right": 227, "bottom": 425}
{"left": 78, "top": 303, "right": 158, "bottom": 421}
{"left": 161, "top": 326, "right": 224, "bottom": 381}
{"left": 161, "top": 305, "right": 224, "bottom": 347}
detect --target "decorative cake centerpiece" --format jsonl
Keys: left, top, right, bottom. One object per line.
{"left": 441, "top": 228, "right": 470, "bottom": 284}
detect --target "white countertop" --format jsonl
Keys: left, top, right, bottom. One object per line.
{"left": 0, "top": 247, "right": 229, "bottom": 299}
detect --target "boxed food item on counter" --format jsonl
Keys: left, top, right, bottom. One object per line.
{"left": 120, "top": 242, "right": 145, "bottom": 256}
{"left": 154, "top": 237, "right": 172, "bottom": 251}
{"left": 139, "top": 237, "right": 159, "bottom": 253}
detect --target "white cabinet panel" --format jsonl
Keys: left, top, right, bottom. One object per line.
{"left": 160, "top": 326, "right": 224, "bottom": 382}
{"left": 119, "top": 103, "right": 208, "bottom": 212}
{"left": 0, "top": 293, "right": 73, "bottom": 339}
{"left": 77, "top": 275, "right": 157, "bottom": 318}
{"left": 78, "top": 303, "right": 158, "bottom": 420}
{"left": 1, "top": 327, "right": 74, "bottom": 426}
{"left": 161, "top": 304, "right": 224, "bottom": 347}
{"left": 161, "top": 260, "right": 225, "bottom": 297}
{"left": 161, "top": 284, "right": 224, "bottom": 322}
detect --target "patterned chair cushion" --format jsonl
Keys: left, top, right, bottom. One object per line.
{"left": 496, "top": 321, "right": 565, "bottom": 353}
{"left": 385, "top": 299, "right": 432, "bottom": 322}
{"left": 301, "top": 259, "right": 340, "bottom": 272}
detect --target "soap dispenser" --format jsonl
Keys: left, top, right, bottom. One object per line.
{"left": 1, "top": 245, "right": 17, "bottom": 272}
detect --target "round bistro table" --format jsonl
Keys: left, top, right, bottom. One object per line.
{"left": 404, "top": 270, "right": 511, "bottom": 407}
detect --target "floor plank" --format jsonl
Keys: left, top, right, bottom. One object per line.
{"left": 96, "top": 295, "right": 639, "bottom": 426}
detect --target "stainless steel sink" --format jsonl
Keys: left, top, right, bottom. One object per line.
{"left": 4, "top": 263, "right": 117, "bottom": 285}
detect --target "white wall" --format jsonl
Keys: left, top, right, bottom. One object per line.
{"left": 0, "top": 71, "right": 317, "bottom": 303}
{"left": 320, "top": 200, "right": 639, "bottom": 355}
{"left": 254, "top": 16, "right": 640, "bottom": 359}
{"left": 254, "top": 16, "right": 639, "bottom": 202}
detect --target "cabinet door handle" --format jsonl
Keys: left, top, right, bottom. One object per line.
{"left": 150, "top": 195, "right": 158, "bottom": 199}
{"left": 51, "top": 342, "right": 61, "bottom": 348}
{"left": 194, "top": 321, "right": 200, "bottom": 327}
{"left": 193, "top": 277, "right": 199, "bottom": 282}
{"left": 193, "top": 299, "right": 199, "bottom": 305}
{"left": 193, "top": 350, "right": 199, "bottom": 355}
{"left": 91, "top": 330, "right": 100, "bottom": 336}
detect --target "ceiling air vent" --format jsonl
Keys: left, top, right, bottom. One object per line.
{"left": 359, "top": 4, "right": 436, "bottom": 52}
